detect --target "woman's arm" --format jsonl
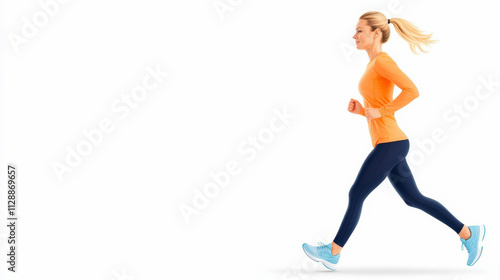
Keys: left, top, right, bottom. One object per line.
{"left": 374, "top": 53, "right": 419, "bottom": 117}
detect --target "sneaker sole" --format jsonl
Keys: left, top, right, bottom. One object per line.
{"left": 302, "top": 244, "right": 338, "bottom": 271}
{"left": 469, "top": 225, "right": 486, "bottom": 266}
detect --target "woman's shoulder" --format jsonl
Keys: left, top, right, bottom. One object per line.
{"left": 375, "top": 52, "right": 397, "bottom": 66}
{"left": 377, "top": 52, "right": 393, "bottom": 60}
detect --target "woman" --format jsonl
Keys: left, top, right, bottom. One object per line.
{"left": 302, "top": 11, "right": 485, "bottom": 271}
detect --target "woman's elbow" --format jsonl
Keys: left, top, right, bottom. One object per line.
{"left": 412, "top": 87, "right": 419, "bottom": 98}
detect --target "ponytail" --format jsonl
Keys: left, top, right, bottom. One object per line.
{"left": 359, "top": 11, "right": 439, "bottom": 54}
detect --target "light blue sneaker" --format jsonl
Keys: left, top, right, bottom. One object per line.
{"left": 460, "top": 225, "right": 486, "bottom": 266}
{"left": 302, "top": 242, "right": 340, "bottom": 271}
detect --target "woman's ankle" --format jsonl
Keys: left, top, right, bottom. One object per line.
{"left": 459, "top": 225, "right": 471, "bottom": 240}
{"left": 330, "top": 241, "right": 343, "bottom": 255}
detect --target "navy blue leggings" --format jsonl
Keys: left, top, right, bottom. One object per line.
{"left": 333, "top": 139, "right": 464, "bottom": 247}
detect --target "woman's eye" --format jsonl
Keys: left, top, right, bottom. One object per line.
{"left": 358, "top": 31, "right": 361, "bottom": 33}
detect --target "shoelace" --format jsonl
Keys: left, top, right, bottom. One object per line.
{"left": 461, "top": 240, "right": 471, "bottom": 252}
{"left": 316, "top": 242, "right": 330, "bottom": 251}
{"left": 461, "top": 229, "right": 475, "bottom": 252}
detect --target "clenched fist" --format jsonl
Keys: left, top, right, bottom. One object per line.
{"left": 347, "top": 98, "right": 363, "bottom": 115}
{"left": 364, "top": 108, "right": 382, "bottom": 121}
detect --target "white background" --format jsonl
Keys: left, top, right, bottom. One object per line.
{"left": 1, "top": 0, "right": 499, "bottom": 279}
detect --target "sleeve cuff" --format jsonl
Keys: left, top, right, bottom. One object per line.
{"left": 360, "top": 107, "right": 365, "bottom": 116}
{"left": 378, "top": 106, "right": 386, "bottom": 117}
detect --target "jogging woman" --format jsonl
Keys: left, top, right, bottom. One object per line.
{"left": 302, "top": 11, "right": 485, "bottom": 271}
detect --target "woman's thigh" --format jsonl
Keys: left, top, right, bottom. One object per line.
{"left": 350, "top": 140, "right": 409, "bottom": 198}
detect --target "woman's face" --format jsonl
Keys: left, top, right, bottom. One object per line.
{"left": 353, "top": 19, "right": 376, "bottom": 50}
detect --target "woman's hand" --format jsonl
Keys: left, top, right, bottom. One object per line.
{"left": 347, "top": 98, "right": 364, "bottom": 115}
{"left": 365, "top": 108, "right": 382, "bottom": 121}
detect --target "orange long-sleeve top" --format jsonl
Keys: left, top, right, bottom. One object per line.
{"left": 358, "top": 52, "right": 419, "bottom": 148}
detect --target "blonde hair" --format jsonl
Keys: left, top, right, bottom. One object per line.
{"left": 359, "top": 11, "right": 439, "bottom": 54}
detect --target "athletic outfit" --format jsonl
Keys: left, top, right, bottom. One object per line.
{"left": 358, "top": 51, "right": 418, "bottom": 148}
{"left": 333, "top": 51, "right": 464, "bottom": 247}
{"left": 303, "top": 52, "right": 485, "bottom": 270}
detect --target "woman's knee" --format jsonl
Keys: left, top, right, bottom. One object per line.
{"left": 403, "top": 194, "right": 428, "bottom": 208}
{"left": 348, "top": 184, "right": 369, "bottom": 203}
{"left": 348, "top": 186, "right": 361, "bottom": 201}
{"left": 403, "top": 199, "right": 417, "bottom": 208}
